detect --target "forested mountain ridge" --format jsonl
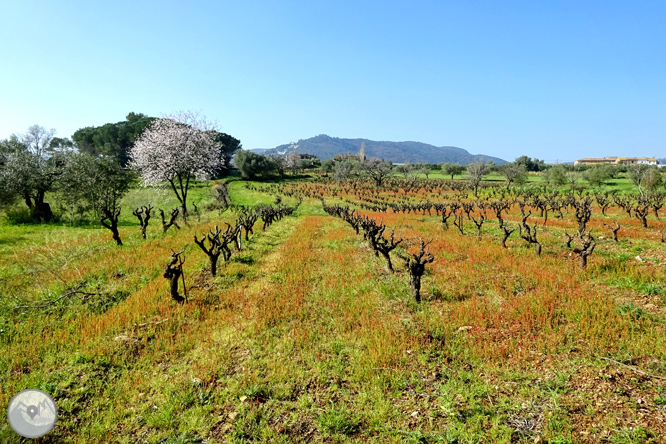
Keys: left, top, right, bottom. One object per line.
{"left": 252, "top": 134, "right": 507, "bottom": 165}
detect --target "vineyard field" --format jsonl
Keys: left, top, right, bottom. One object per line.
{"left": 1, "top": 177, "right": 665, "bottom": 443}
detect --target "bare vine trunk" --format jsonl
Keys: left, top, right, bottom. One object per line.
{"left": 409, "top": 274, "right": 422, "bottom": 303}
{"left": 163, "top": 251, "right": 186, "bottom": 303}
{"left": 101, "top": 208, "right": 122, "bottom": 246}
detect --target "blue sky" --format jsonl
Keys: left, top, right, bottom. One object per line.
{"left": 1, "top": 0, "right": 664, "bottom": 162}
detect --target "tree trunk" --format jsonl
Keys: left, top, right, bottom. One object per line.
{"left": 580, "top": 254, "right": 588, "bottom": 270}
{"left": 368, "top": 239, "right": 379, "bottom": 257}
{"left": 165, "top": 267, "right": 185, "bottom": 303}
{"left": 501, "top": 228, "right": 515, "bottom": 248}
{"left": 34, "top": 202, "right": 54, "bottom": 222}
{"left": 410, "top": 274, "right": 421, "bottom": 303}
{"left": 32, "top": 191, "right": 53, "bottom": 221}
{"left": 210, "top": 255, "right": 218, "bottom": 277}
{"left": 112, "top": 228, "right": 122, "bottom": 246}
{"left": 101, "top": 209, "right": 123, "bottom": 246}
{"left": 381, "top": 251, "right": 394, "bottom": 273}
{"left": 23, "top": 193, "right": 33, "bottom": 208}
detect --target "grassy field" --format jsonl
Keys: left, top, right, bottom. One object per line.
{"left": 408, "top": 171, "right": 640, "bottom": 194}
{"left": 1, "top": 177, "right": 665, "bottom": 443}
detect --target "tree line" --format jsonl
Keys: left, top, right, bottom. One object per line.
{"left": 0, "top": 112, "right": 241, "bottom": 224}
{"left": 233, "top": 150, "right": 321, "bottom": 180}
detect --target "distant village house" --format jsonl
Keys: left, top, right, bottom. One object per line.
{"left": 574, "top": 156, "right": 660, "bottom": 166}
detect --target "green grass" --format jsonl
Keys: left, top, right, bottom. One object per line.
{"left": 403, "top": 170, "right": 642, "bottom": 194}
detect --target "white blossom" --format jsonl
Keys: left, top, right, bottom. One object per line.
{"left": 129, "top": 111, "right": 222, "bottom": 213}
{"left": 131, "top": 111, "right": 222, "bottom": 185}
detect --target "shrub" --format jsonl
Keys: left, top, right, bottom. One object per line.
{"left": 4, "top": 205, "right": 38, "bottom": 224}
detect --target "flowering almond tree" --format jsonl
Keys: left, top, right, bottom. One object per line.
{"left": 130, "top": 111, "right": 222, "bottom": 217}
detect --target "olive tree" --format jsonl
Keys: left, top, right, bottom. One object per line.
{"left": 466, "top": 162, "right": 489, "bottom": 197}
{"left": 565, "top": 170, "right": 580, "bottom": 189}
{"left": 583, "top": 165, "right": 612, "bottom": 187}
{"left": 234, "top": 150, "right": 277, "bottom": 180}
{"left": 629, "top": 165, "right": 663, "bottom": 196}
{"left": 59, "top": 152, "right": 133, "bottom": 244}
{"left": 359, "top": 159, "right": 393, "bottom": 186}
{"left": 320, "top": 159, "right": 335, "bottom": 175}
{"left": 59, "top": 152, "right": 133, "bottom": 217}
{"left": 0, "top": 126, "right": 65, "bottom": 221}
{"left": 333, "top": 158, "right": 357, "bottom": 184}
{"left": 542, "top": 166, "right": 567, "bottom": 186}
{"left": 417, "top": 163, "right": 432, "bottom": 179}
{"left": 396, "top": 162, "right": 419, "bottom": 185}
{"left": 0, "top": 136, "right": 23, "bottom": 209}
{"left": 130, "top": 111, "right": 222, "bottom": 217}
{"left": 272, "top": 155, "right": 287, "bottom": 176}
{"left": 441, "top": 162, "right": 465, "bottom": 180}
{"left": 499, "top": 162, "right": 528, "bottom": 188}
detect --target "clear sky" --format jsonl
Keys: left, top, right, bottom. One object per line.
{"left": 1, "top": 0, "right": 664, "bottom": 162}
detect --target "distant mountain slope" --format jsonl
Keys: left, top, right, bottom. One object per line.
{"left": 252, "top": 134, "right": 506, "bottom": 165}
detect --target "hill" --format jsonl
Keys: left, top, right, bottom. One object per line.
{"left": 252, "top": 134, "right": 507, "bottom": 165}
